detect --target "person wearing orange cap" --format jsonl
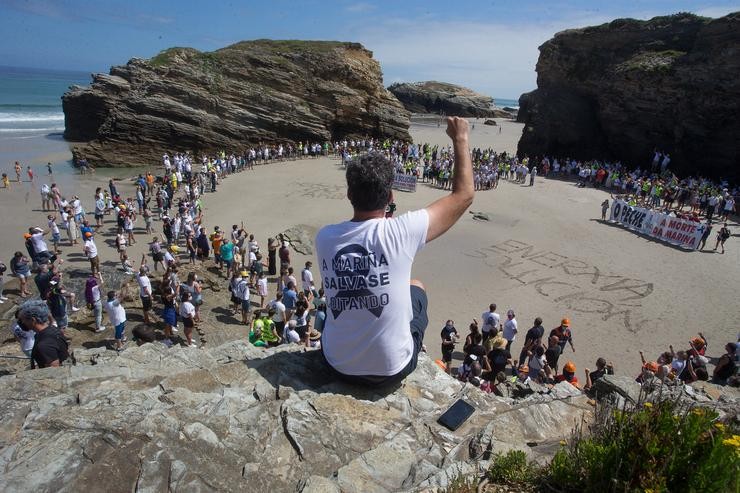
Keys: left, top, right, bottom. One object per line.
{"left": 637, "top": 350, "right": 660, "bottom": 384}
{"left": 550, "top": 318, "right": 575, "bottom": 354}
{"left": 555, "top": 361, "right": 580, "bottom": 388}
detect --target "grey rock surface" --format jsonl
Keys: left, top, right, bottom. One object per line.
{"left": 388, "top": 81, "right": 514, "bottom": 119}
{"left": 0, "top": 341, "right": 594, "bottom": 492}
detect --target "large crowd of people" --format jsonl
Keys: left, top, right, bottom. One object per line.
{"left": 439, "top": 308, "right": 737, "bottom": 396}
{"left": 2, "top": 135, "right": 737, "bottom": 391}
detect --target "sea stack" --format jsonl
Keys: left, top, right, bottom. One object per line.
{"left": 62, "top": 40, "right": 411, "bottom": 167}
{"left": 517, "top": 12, "right": 740, "bottom": 181}
{"left": 388, "top": 81, "right": 513, "bottom": 118}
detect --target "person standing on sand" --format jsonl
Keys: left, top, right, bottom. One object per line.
{"left": 713, "top": 222, "right": 731, "bottom": 254}
{"left": 601, "top": 199, "right": 609, "bottom": 220}
{"left": 14, "top": 162, "right": 21, "bottom": 182}
{"left": 316, "top": 116, "right": 474, "bottom": 386}
{"left": 481, "top": 303, "right": 500, "bottom": 340}
{"left": 550, "top": 318, "right": 575, "bottom": 354}
{"left": 699, "top": 221, "right": 713, "bottom": 251}
{"left": 502, "top": 310, "right": 518, "bottom": 352}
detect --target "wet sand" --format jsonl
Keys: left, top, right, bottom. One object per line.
{"left": 1, "top": 118, "right": 737, "bottom": 378}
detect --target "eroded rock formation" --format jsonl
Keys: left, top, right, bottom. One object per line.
{"left": 388, "top": 81, "right": 512, "bottom": 118}
{"left": 0, "top": 341, "right": 595, "bottom": 492}
{"left": 63, "top": 40, "right": 410, "bottom": 166}
{"left": 517, "top": 12, "right": 740, "bottom": 181}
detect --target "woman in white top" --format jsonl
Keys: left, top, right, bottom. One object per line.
{"left": 179, "top": 292, "right": 197, "bottom": 348}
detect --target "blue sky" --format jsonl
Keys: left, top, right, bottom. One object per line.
{"left": 0, "top": 0, "right": 737, "bottom": 99}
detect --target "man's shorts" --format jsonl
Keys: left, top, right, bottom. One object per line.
{"left": 114, "top": 322, "right": 125, "bottom": 340}
{"left": 441, "top": 347, "right": 454, "bottom": 363}
{"left": 141, "top": 296, "right": 152, "bottom": 311}
{"left": 241, "top": 299, "right": 251, "bottom": 312}
{"left": 323, "top": 285, "right": 428, "bottom": 386}
{"left": 56, "top": 315, "right": 68, "bottom": 330}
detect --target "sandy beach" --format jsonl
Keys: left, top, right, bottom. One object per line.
{"left": 1, "top": 117, "right": 737, "bottom": 379}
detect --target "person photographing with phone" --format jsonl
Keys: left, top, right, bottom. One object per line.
{"left": 316, "top": 117, "right": 474, "bottom": 386}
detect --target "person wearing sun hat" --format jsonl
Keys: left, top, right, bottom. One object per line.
{"left": 550, "top": 317, "right": 575, "bottom": 353}
{"left": 486, "top": 334, "right": 513, "bottom": 378}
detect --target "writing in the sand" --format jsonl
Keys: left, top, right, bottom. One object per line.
{"left": 293, "top": 182, "right": 345, "bottom": 200}
{"left": 464, "top": 239, "right": 658, "bottom": 333}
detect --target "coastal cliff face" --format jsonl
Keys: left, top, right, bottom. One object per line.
{"left": 517, "top": 12, "right": 740, "bottom": 180}
{"left": 388, "top": 81, "right": 512, "bottom": 118}
{"left": 62, "top": 40, "right": 410, "bottom": 166}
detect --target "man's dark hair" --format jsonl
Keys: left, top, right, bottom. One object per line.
{"left": 346, "top": 152, "right": 394, "bottom": 211}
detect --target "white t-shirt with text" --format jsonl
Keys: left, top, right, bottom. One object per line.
{"left": 315, "top": 209, "right": 429, "bottom": 376}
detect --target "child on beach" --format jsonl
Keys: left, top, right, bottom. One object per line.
{"left": 2, "top": 173, "right": 9, "bottom": 188}
{"left": 601, "top": 199, "right": 609, "bottom": 220}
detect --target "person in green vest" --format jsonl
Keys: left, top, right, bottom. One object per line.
{"left": 259, "top": 311, "right": 280, "bottom": 346}
{"left": 249, "top": 317, "right": 267, "bottom": 347}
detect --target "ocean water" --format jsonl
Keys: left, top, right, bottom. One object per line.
{"left": 0, "top": 66, "right": 89, "bottom": 137}
{"left": 495, "top": 98, "right": 519, "bottom": 109}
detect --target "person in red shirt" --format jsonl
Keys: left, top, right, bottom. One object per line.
{"left": 550, "top": 318, "right": 575, "bottom": 353}
{"left": 555, "top": 360, "right": 580, "bottom": 388}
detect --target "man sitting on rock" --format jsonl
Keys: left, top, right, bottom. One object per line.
{"left": 316, "top": 117, "right": 474, "bottom": 386}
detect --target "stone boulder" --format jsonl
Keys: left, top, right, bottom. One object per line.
{"left": 63, "top": 40, "right": 411, "bottom": 167}
{"left": 0, "top": 342, "right": 593, "bottom": 492}
{"left": 516, "top": 12, "right": 740, "bottom": 181}
{"left": 388, "top": 81, "right": 503, "bottom": 118}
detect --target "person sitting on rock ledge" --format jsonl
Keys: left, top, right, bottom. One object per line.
{"left": 315, "top": 117, "right": 474, "bottom": 386}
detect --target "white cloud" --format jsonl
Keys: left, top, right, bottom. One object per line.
{"left": 355, "top": 16, "right": 611, "bottom": 99}
{"left": 355, "top": 5, "right": 737, "bottom": 100}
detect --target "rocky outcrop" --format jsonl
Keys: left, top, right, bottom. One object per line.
{"left": 517, "top": 12, "right": 740, "bottom": 181}
{"left": 0, "top": 340, "right": 595, "bottom": 492}
{"left": 63, "top": 40, "right": 411, "bottom": 167}
{"left": 389, "top": 81, "right": 512, "bottom": 118}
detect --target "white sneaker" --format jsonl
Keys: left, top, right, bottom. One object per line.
{"left": 0, "top": 299, "right": 4, "bottom": 304}
{"left": 189, "top": 343, "right": 198, "bottom": 348}
{"left": 171, "top": 327, "right": 179, "bottom": 333}
{"left": 71, "top": 306, "right": 80, "bottom": 312}
{"left": 0, "top": 296, "right": 8, "bottom": 301}
{"left": 95, "top": 326, "right": 106, "bottom": 333}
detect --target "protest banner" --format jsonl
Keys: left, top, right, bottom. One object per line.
{"left": 609, "top": 200, "right": 705, "bottom": 250}
{"left": 392, "top": 173, "right": 417, "bottom": 192}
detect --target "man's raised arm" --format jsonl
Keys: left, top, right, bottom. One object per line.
{"left": 425, "top": 117, "right": 474, "bottom": 242}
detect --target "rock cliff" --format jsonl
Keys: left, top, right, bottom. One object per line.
{"left": 0, "top": 339, "right": 595, "bottom": 492}
{"left": 517, "top": 12, "right": 740, "bottom": 181}
{"left": 2, "top": 308, "right": 736, "bottom": 492}
{"left": 388, "top": 81, "right": 512, "bottom": 118}
{"left": 62, "top": 40, "right": 411, "bottom": 167}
